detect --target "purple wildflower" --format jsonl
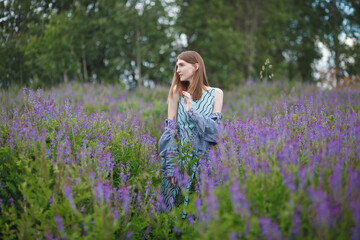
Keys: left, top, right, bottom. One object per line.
{"left": 64, "top": 185, "right": 76, "bottom": 210}
{"left": 120, "top": 186, "right": 131, "bottom": 214}
{"left": 229, "top": 232, "right": 237, "bottom": 240}
{"left": 181, "top": 170, "right": 190, "bottom": 189}
{"left": 195, "top": 198, "right": 203, "bottom": 221}
{"left": 259, "top": 217, "right": 282, "bottom": 240}
{"left": 142, "top": 225, "right": 150, "bottom": 240}
{"left": 95, "top": 181, "right": 104, "bottom": 205}
{"left": 148, "top": 189, "right": 157, "bottom": 218}
{"left": 103, "top": 182, "right": 112, "bottom": 202}
{"left": 298, "top": 167, "right": 307, "bottom": 189}
{"left": 120, "top": 163, "right": 126, "bottom": 184}
{"left": 329, "top": 164, "right": 343, "bottom": 202}
{"left": 114, "top": 209, "right": 120, "bottom": 220}
{"left": 308, "top": 187, "right": 331, "bottom": 227}
{"left": 229, "top": 178, "right": 250, "bottom": 218}
{"left": 126, "top": 231, "right": 133, "bottom": 240}
{"left": 282, "top": 169, "right": 296, "bottom": 192}
{"left": 155, "top": 192, "right": 166, "bottom": 214}
{"left": 145, "top": 180, "right": 151, "bottom": 198}
{"left": 230, "top": 178, "right": 241, "bottom": 214}
{"left": 172, "top": 227, "right": 181, "bottom": 237}
{"left": 54, "top": 214, "right": 65, "bottom": 233}
{"left": 351, "top": 228, "right": 360, "bottom": 240}
{"left": 188, "top": 215, "right": 195, "bottom": 226}
{"left": 89, "top": 171, "right": 95, "bottom": 185}
{"left": 65, "top": 98, "right": 72, "bottom": 120}
{"left": 291, "top": 205, "right": 302, "bottom": 238}
{"left": 136, "top": 190, "right": 142, "bottom": 210}
{"left": 204, "top": 174, "right": 218, "bottom": 221}
{"left": 45, "top": 231, "right": 53, "bottom": 240}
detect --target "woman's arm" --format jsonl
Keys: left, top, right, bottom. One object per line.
{"left": 164, "top": 85, "right": 179, "bottom": 186}
{"left": 213, "top": 88, "right": 223, "bottom": 113}
{"left": 168, "top": 85, "right": 180, "bottom": 121}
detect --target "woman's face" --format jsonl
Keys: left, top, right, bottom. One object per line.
{"left": 176, "top": 59, "right": 197, "bottom": 83}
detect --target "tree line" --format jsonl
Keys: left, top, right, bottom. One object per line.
{"left": 1, "top": 0, "right": 359, "bottom": 89}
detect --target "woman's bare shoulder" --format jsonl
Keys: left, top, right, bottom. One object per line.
{"left": 212, "top": 87, "right": 223, "bottom": 113}
{"left": 213, "top": 88, "right": 223, "bottom": 98}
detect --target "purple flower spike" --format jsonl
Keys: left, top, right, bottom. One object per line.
{"left": 205, "top": 177, "right": 218, "bottom": 221}
{"left": 229, "top": 178, "right": 250, "bottom": 218}
{"left": 291, "top": 205, "right": 302, "bottom": 238}
{"left": 64, "top": 185, "right": 76, "bottom": 211}
{"left": 155, "top": 192, "right": 166, "bottom": 214}
{"left": 127, "top": 231, "right": 133, "bottom": 240}
{"left": 230, "top": 178, "right": 241, "bottom": 214}
{"left": 282, "top": 170, "right": 296, "bottom": 192}
{"left": 137, "top": 190, "right": 142, "bottom": 210}
{"left": 229, "top": 232, "right": 237, "bottom": 240}
{"left": 114, "top": 209, "right": 120, "bottom": 220}
{"left": 142, "top": 225, "right": 151, "bottom": 240}
{"left": 65, "top": 98, "right": 72, "bottom": 120}
{"left": 121, "top": 186, "right": 131, "bottom": 214}
{"left": 188, "top": 215, "right": 195, "bottom": 226}
{"left": 181, "top": 170, "right": 190, "bottom": 189}
{"left": 89, "top": 171, "right": 95, "bottom": 185}
{"left": 45, "top": 231, "right": 53, "bottom": 240}
{"left": 195, "top": 198, "right": 203, "bottom": 221}
{"left": 54, "top": 214, "right": 65, "bottom": 233}
{"left": 95, "top": 181, "right": 104, "bottom": 205}
{"left": 308, "top": 187, "right": 331, "bottom": 227}
{"left": 259, "top": 217, "right": 282, "bottom": 240}
{"left": 103, "top": 182, "right": 112, "bottom": 202}
{"left": 145, "top": 180, "right": 152, "bottom": 198}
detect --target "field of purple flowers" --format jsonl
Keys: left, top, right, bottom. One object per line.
{"left": 0, "top": 81, "right": 359, "bottom": 239}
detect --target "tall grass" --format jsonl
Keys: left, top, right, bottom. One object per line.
{"left": 0, "top": 80, "right": 359, "bottom": 239}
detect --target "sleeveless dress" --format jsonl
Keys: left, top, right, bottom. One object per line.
{"left": 161, "top": 88, "right": 215, "bottom": 213}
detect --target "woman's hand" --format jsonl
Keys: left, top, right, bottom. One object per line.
{"left": 182, "top": 91, "right": 192, "bottom": 112}
{"left": 170, "top": 176, "right": 177, "bottom": 187}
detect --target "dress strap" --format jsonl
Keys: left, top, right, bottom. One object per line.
{"left": 210, "top": 87, "right": 215, "bottom": 98}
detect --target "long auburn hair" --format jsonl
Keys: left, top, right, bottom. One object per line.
{"left": 168, "top": 51, "right": 209, "bottom": 102}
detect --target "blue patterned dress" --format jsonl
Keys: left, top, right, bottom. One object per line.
{"left": 161, "top": 88, "right": 215, "bottom": 213}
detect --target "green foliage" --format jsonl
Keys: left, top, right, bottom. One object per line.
{"left": 246, "top": 169, "right": 289, "bottom": 218}
{"left": 2, "top": 0, "right": 359, "bottom": 89}
{"left": 0, "top": 147, "right": 23, "bottom": 212}
{"left": 0, "top": 81, "right": 359, "bottom": 239}
{"left": 0, "top": 87, "right": 161, "bottom": 239}
{"left": 259, "top": 58, "right": 274, "bottom": 82}
{"left": 25, "top": 13, "right": 79, "bottom": 86}
{"left": 1, "top": 0, "right": 177, "bottom": 88}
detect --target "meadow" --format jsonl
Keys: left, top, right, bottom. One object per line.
{"left": 0, "top": 81, "right": 359, "bottom": 239}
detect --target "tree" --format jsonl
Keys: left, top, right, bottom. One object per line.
{"left": 286, "top": 0, "right": 360, "bottom": 83}
{"left": 100, "top": 0, "right": 175, "bottom": 87}
{"left": 25, "top": 13, "right": 77, "bottom": 86}
{"left": 0, "top": 0, "right": 53, "bottom": 87}
{"left": 2, "top": 0, "right": 358, "bottom": 88}
{"left": 175, "top": 0, "right": 294, "bottom": 88}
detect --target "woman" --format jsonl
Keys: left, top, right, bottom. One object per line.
{"left": 158, "top": 51, "right": 223, "bottom": 213}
